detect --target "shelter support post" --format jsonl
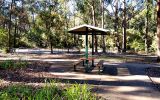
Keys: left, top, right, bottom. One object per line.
{"left": 85, "top": 27, "right": 89, "bottom": 72}
{"left": 85, "top": 27, "right": 88, "bottom": 62}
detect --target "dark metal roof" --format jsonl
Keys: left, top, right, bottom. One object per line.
{"left": 68, "top": 24, "right": 110, "bottom": 35}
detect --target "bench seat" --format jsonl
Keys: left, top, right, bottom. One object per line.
{"left": 96, "top": 60, "right": 104, "bottom": 74}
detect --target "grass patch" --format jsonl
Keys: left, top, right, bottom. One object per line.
{"left": 98, "top": 55, "right": 126, "bottom": 61}
{"left": 0, "top": 81, "right": 97, "bottom": 100}
{"left": 0, "top": 60, "right": 28, "bottom": 70}
{"left": 64, "top": 84, "right": 96, "bottom": 100}
{"left": 98, "top": 55, "right": 147, "bottom": 63}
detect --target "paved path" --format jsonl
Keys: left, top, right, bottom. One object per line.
{"left": 49, "top": 62, "right": 160, "bottom": 100}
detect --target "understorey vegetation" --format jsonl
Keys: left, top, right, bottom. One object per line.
{"left": 0, "top": 60, "right": 28, "bottom": 70}
{"left": 0, "top": 81, "right": 98, "bottom": 100}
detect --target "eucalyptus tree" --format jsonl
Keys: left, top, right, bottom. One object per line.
{"left": 100, "top": 0, "right": 106, "bottom": 53}
{"left": 38, "top": 0, "right": 64, "bottom": 53}
{"left": 105, "top": 0, "right": 146, "bottom": 53}
{"left": 0, "top": 0, "right": 6, "bottom": 28}
{"left": 59, "top": 0, "right": 75, "bottom": 52}
{"left": 8, "top": 0, "right": 14, "bottom": 52}
{"left": 157, "top": 0, "right": 160, "bottom": 60}
{"left": 104, "top": 0, "right": 121, "bottom": 52}
{"left": 75, "top": 0, "right": 101, "bottom": 53}
{"left": 0, "top": 0, "right": 8, "bottom": 48}
{"left": 144, "top": 0, "right": 153, "bottom": 53}
{"left": 122, "top": 0, "right": 127, "bottom": 52}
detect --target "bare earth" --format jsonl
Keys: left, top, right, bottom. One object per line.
{"left": 0, "top": 49, "right": 160, "bottom": 100}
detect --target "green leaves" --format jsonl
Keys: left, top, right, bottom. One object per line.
{"left": 0, "top": 82, "right": 97, "bottom": 100}
{"left": 0, "top": 28, "right": 7, "bottom": 48}
{"left": 0, "top": 60, "right": 28, "bottom": 70}
{"left": 64, "top": 84, "right": 95, "bottom": 100}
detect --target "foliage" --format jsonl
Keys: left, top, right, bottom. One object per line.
{"left": 26, "top": 27, "right": 45, "bottom": 47}
{"left": 0, "top": 28, "right": 7, "bottom": 49}
{"left": 64, "top": 84, "right": 95, "bottom": 100}
{"left": 0, "top": 82, "right": 96, "bottom": 100}
{"left": 149, "top": 37, "right": 157, "bottom": 53}
{"left": 0, "top": 60, "right": 28, "bottom": 70}
{"left": 2, "top": 48, "right": 10, "bottom": 54}
{"left": 0, "top": 0, "right": 158, "bottom": 54}
{"left": 130, "top": 39, "right": 145, "bottom": 52}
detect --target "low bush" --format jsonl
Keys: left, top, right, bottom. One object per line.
{"left": 64, "top": 84, "right": 96, "bottom": 100}
{"left": 0, "top": 60, "right": 28, "bottom": 70}
{"left": 2, "top": 48, "right": 10, "bottom": 54}
{"left": 0, "top": 81, "right": 97, "bottom": 100}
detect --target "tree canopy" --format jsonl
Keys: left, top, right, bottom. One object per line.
{"left": 0, "top": 0, "right": 158, "bottom": 54}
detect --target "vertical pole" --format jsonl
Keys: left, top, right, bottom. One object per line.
{"left": 85, "top": 27, "right": 88, "bottom": 60}
{"left": 92, "top": 32, "right": 94, "bottom": 67}
{"left": 85, "top": 27, "right": 89, "bottom": 72}
{"left": 92, "top": 32, "right": 94, "bottom": 55}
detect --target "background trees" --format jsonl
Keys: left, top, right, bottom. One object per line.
{"left": 0, "top": 0, "right": 158, "bottom": 55}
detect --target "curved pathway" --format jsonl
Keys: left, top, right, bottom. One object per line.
{"left": 49, "top": 61, "right": 160, "bottom": 100}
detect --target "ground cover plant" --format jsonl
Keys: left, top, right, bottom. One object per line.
{"left": 0, "top": 60, "right": 28, "bottom": 70}
{"left": 0, "top": 81, "right": 97, "bottom": 100}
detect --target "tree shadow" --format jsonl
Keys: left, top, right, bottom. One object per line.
{"left": 0, "top": 60, "right": 160, "bottom": 100}
{"left": 101, "top": 62, "right": 155, "bottom": 76}
{"left": 1, "top": 60, "right": 160, "bottom": 95}
{"left": 102, "top": 65, "right": 118, "bottom": 75}
{"left": 0, "top": 68, "right": 157, "bottom": 88}
{"left": 146, "top": 67, "right": 160, "bottom": 77}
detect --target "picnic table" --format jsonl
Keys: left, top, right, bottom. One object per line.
{"left": 69, "top": 24, "right": 109, "bottom": 73}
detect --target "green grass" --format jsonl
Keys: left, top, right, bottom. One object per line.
{"left": 64, "top": 84, "right": 96, "bottom": 100}
{"left": 0, "top": 81, "right": 97, "bottom": 100}
{"left": 0, "top": 60, "right": 28, "bottom": 70}
{"left": 98, "top": 55, "right": 126, "bottom": 61}
{"left": 98, "top": 55, "right": 145, "bottom": 62}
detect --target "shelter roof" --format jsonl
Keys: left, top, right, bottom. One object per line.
{"left": 68, "top": 24, "right": 110, "bottom": 35}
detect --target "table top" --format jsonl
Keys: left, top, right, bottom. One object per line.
{"left": 80, "top": 57, "right": 95, "bottom": 61}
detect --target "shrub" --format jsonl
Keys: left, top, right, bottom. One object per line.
{"left": 0, "top": 60, "right": 28, "bottom": 70}
{"left": 0, "top": 28, "right": 8, "bottom": 49}
{"left": 2, "top": 48, "right": 10, "bottom": 54}
{"left": 130, "top": 39, "right": 145, "bottom": 52}
{"left": 0, "top": 81, "right": 97, "bottom": 100}
{"left": 0, "top": 85, "right": 33, "bottom": 100}
{"left": 64, "top": 84, "right": 96, "bottom": 100}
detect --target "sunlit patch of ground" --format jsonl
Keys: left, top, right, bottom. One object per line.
{"left": 0, "top": 50, "right": 160, "bottom": 100}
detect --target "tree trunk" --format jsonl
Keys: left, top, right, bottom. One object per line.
{"left": 50, "top": 36, "right": 53, "bottom": 54}
{"left": 100, "top": 0, "right": 106, "bottom": 53}
{"left": 8, "top": 1, "right": 14, "bottom": 52}
{"left": 2, "top": 0, "right": 5, "bottom": 29}
{"left": 114, "top": 0, "right": 121, "bottom": 53}
{"left": 122, "top": 0, "right": 127, "bottom": 53}
{"left": 145, "top": 0, "right": 149, "bottom": 54}
{"left": 91, "top": 1, "right": 98, "bottom": 53}
{"left": 157, "top": 0, "right": 160, "bottom": 61}
{"left": 32, "top": 12, "right": 35, "bottom": 28}
{"left": 14, "top": 18, "right": 17, "bottom": 48}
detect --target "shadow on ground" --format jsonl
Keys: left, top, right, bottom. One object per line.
{"left": 0, "top": 59, "right": 160, "bottom": 100}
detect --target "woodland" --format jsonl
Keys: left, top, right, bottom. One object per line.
{"left": 0, "top": 0, "right": 158, "bottom": 55}
{"left": 0, "top": 1, "right": 160, "bottom": 100}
